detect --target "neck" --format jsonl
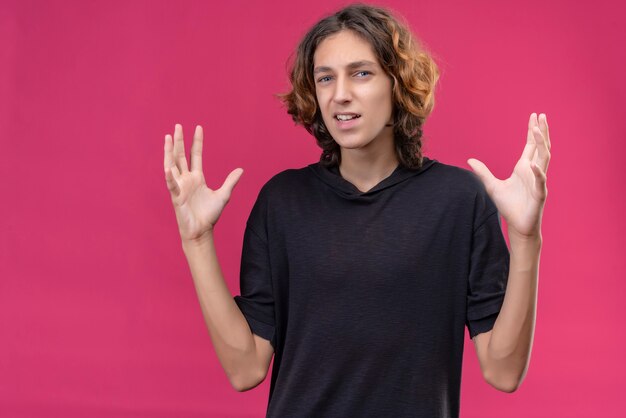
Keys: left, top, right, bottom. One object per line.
{"left": 337, "top": 138, "right": 399, "bottom": 193}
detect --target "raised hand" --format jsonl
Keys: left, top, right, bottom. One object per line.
{"left": 164, "top": 124, "right": 244, "bottom": 242}
{"left": 467, "top": 113, "right": 551, "bottom": 239}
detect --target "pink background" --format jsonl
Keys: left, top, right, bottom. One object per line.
{"left": 1, "top": 0, "right": 624, "bottom": 417}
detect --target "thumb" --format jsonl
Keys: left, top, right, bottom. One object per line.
{"left": 219, "top": 168, "right": 244, "bottom": 199}
{"left": 467, "top": 158, "right": 496, "bottom": 188}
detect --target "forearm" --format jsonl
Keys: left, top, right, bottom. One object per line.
{"left": 486, "top": 232, "right": 541, "bottom": 389}
{"left": 182, "top": 233, "right": 261, "bottom": 391}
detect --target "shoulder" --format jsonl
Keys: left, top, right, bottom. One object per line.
{"left": 245, "top": 166, "right": 308, "bottom": 229}
{"left": 253, "top": 165, "right": 312, "bottom": 202}
{"left": 426, "top": 163, "right": 497, "bottom": 230}
{"left": 426, "top": 158, "right": 486, "bottom": 196}
{"left": 262, "top": 167, "right": 308, "bottom": 193}
{"left": 266, "top": 166, "right": 309, "bottom": 187}
{"left": 426, "top": 159, "right": 497, "bottom": 224}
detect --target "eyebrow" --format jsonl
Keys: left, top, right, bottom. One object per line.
{"left": 313, "top": 60, "right": 377, "bottom": 74}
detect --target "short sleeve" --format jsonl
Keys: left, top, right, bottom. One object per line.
{"left": 466, "top": 204, "right": 510, "bottom": 339}
{"left": 233, "top": 190, "right": 276, "bottom": 348}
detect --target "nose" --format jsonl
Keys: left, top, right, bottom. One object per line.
{"left": 332, "top": 75, "right": 352, "bottom": 103}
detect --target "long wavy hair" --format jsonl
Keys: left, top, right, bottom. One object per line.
{"left": 277, "top": 3, "right": 440, "bottom": 169}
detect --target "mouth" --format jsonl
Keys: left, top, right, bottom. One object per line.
{"left": 334, "top": 113, "right": 361, "bottom": 121}
{"left": 333, "top": 113, "right": 361, "bottom": 130}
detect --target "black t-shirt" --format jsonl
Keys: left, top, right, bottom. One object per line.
{"left": 234, "top": 157, "right": 510, "bottom": 418}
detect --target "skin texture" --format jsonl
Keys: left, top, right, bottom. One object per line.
{"left": 468, "top": 112, "right": 550, "bottom": 392}
{"left": 313, "top": 29, "right": 550, "bottom": 393}
{"left": 164, "top": 27, "right": 549, "bottom": 394}
{"left": 313, "top": 29, "right": 399, "bottom": 192}
{"left": 164, "top": 126, "right": 274, "bottom": 392}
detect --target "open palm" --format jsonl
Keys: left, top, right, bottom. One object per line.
{"left": 164, "top": 124, "right": 243, "bottom": 242}
{"left": 467, "top": 113, "right": 551, "bottom": 239}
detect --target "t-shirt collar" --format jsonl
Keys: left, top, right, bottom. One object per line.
{"left": 307, "top": 157, "right": 436, "bottom": 200}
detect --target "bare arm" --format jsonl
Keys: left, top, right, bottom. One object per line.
{"left": 182, "top": 235, "right": 274, "bottom": 392}
{"left": 473, "top": 233, "right": 540, "bottom": 392}
{"left": 163, "top": 123, "right": 273, "bottom": 392}
{"left": 468, "top": 112, "right": 551, "bottom": 392}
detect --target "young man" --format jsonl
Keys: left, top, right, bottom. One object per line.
{"left": 163, "top": 4, "right": 549, "bottom": 417}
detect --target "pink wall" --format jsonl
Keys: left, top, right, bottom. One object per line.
{"left": 1, "top": 0, "right": 624, "bottom": 416}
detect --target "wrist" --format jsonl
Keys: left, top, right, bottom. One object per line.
{"left": 181, "top": 230, "right": 214, "bottom": 252}
{"left": 508, "top": 230, "right": 542, "bottom": 257}
{"left": 508, "top": 228, "right": 542, "bottom": 244}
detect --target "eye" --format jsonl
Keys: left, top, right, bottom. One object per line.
{"left": 317, "top": 76, "right": 332, "bottom": 83}
{"left": 355, "top": 70, "right": 371, "bottom": 77}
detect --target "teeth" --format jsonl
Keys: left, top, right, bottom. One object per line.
{"left": 336, "top": 114, "right": 360, "bottom": 121}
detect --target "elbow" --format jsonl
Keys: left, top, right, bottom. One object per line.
{"left": 483, "top": 348, "right": 530, "bottom": 393}
{"left": 230, "top": 379, "right": 249, "bottom": 393}
{"left": 484, "top": 368, "right": 524, "bottom": 393}
{"left": 487, "top": 376, "right": 521, "bottom": 393}
{"left": 230, "top": 377, "right": 257, "bottom": 393}
{"left": 230, "top": 368, "right": 266, "bottom": 393}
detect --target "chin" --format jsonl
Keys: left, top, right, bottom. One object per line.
{"left": 333, "top": 138, "right": 368, "bottom": 150}
{"left": 337, "top": 135, "right": 379, "bottom": 150}
{"left": 342, "top": 143, "right": 369, "bottom": 150}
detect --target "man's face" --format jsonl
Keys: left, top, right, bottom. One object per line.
{"left": 313, "top": 30, "right": 394, "bottom": 152}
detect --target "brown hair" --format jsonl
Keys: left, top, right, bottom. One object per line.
{"left": 277, "top": 3, "right": 440, "bottom": 169}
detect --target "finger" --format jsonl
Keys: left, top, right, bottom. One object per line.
{"left": 532, "top": 125, "right": 550, "bottom": 174}
{"left": 467, "top": 158, "right": 497, "bottom": 193}
{"left": 170, "top": 162, "right": 183, "bottom": 190}
{"left": 190, "top": 125, "right": 203, "bottom": 173}
{"left": 164, "top": 134, "right": 174, "bottom": 171}
{"left": 164, "top": 165, "right": 180, "bottom": 195}
{"left": 164, "top": 135, "right": 180, "bottom": 194}
{"left": 173, "top": 123, "right": 189, "bottom": 173}
{"left": 218, "top": 168, "right": 244, "bottom": 200}
{"left": 522, "top": 113, "right": 538, "bottom": 161}
{"left": 530, "top": 160, "right": 548, "bottom": 198}
{"left": 539, "top": 113, "right": 551, "bottom": 151}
